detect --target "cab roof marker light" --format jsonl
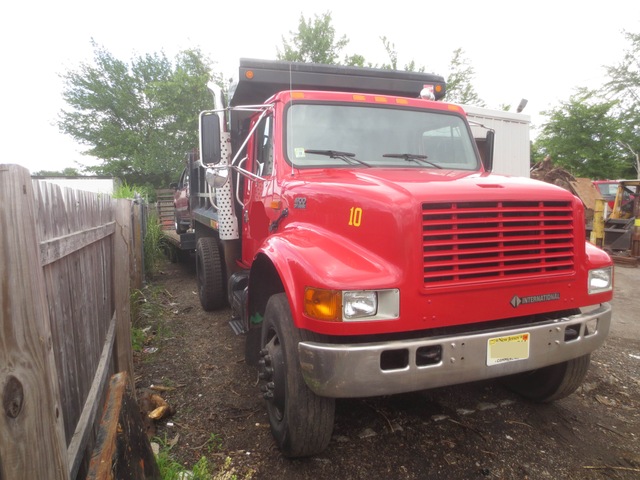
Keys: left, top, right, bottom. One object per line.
{"left": 420, "top": 85, "right": 435, "bottom": 100}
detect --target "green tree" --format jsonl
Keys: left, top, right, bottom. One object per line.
{"left": 604, "top": 30, "right": 640, "bottom": 177}
{"left": 445, "top": 48, "right": 486, "bottom": 107}
{"left": 533, "top": 90, "right": 631, "bottom": 178}
{"left": 34, "top": 167, "right": 82, "bottom": 177}
{"left": 278, "top": 12, "right": 360, "bottom": 65}
{"left": 58, "top": 41, "right": 219, "bottom": 190}
{"left": 378, "top": 37, "right": 425, "bottom": 72}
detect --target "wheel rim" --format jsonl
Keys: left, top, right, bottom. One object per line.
{"left": 262, "top": 330, "right": 286, "bottom": 422}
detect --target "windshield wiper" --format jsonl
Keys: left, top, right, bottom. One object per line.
{"left": 383, "top": 153, "right": 442, "bottom": 169}
{"left": 305, "top": 149, "right": 372, "bottom": 167}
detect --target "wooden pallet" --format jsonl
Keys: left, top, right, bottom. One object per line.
{"left": 155, "top": 189, "right": 175, "bottom": 231}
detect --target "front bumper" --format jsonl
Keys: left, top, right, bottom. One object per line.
{"left": 298, "top": 303, "right": 612, "bottom": 398}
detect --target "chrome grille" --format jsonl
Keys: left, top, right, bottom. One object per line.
{"left": 422, "top": 201, "right": 575, "bottom": 286}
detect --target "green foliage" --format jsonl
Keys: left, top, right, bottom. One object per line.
{"left": 377, "top": 37, "right": 425, "bottom": 73}
{"left": 533, "top": 89, "right": 630, "bottom": 178}
{"left": 34, "top": 167, "right": 83, "bottom": 176}
{"left": 154, "top": 434, "right": 247, "bottom": 480}
{"left": 111, "top": 182, "right": 165, "bottom": 277}
{"left": 131, "top": 326, "right": 146, "bottom": 352}
{"left": 445, "top": 48, "right": 486, "bottom": 107}
{"left": 144, "top": 210, "right": 165, "bottom": 278}
{"left": 111, "top": 181, "right": 139, "bottom": 199}
{"left": 207, "top": 433, "right": 223, "bottom": 453}
{"left": 58, "top": 40, "right": 220, "bottom": 191}
{"left": 130, "top": 285, "right": 168, "bottom": 328}
{"left": 604, "top": 30, "right": 640, "bottom": 177}
{"left": 533, "top": 29, "right": 640, "bottom": 180}
{"left": 277, "top": 12, "right": 350, "bottom": 65}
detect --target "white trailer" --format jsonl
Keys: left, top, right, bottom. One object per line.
{"left": 464, "top": 105, "right": 531, "bottom": 178}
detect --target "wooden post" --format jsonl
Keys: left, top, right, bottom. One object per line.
{"left": 87, "top": 372, "right": 160, "bottom": 480}
{"left": 114, "top": 199, "right": 135, "bottom": 393}
{"left": 590, "top": 198, "right": 605, "bottom": 248}
{"left": 0, "top": 165, "right": 68, "bottom": 479}
{"left": 131, "top": 202, "right": 144, "bottom": 289}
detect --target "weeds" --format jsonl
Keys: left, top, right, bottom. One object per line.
{"left": 153, "top": 434, "right": 248, "bottom": 480}
{"left": 144, "top": 210, "right": 165, "bottom": 278}
{"left": 131, "top": 326, "right": 146, "bottom": 352}
{"left": 111, "top": 181, "right": 165, "bottom": 278}
{"left": 207, "top": 433, "right": 223, "bottom": 453}
{"left": 130, "top": 284, "right": 171, "bottom": 354}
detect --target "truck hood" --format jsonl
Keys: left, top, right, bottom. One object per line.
{"left": 292, "top": 168, "right": 575, "bottom": 204}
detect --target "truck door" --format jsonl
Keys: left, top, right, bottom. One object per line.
{"left": 242, "top": 114, "right": 276, "bottom": 263}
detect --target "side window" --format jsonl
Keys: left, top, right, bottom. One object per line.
{"left": 255, "top": 115, "right": 274, "bottom": 177}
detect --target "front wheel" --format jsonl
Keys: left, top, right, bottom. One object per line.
{"left": 502, "top": 354, "right": 591, "bottom": 403}
{"left": 259, "top": 293, "right": 335, "bottom": 457}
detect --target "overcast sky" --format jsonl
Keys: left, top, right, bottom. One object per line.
{"left": 2, "top": 1, "right": 639, "bottom": 174}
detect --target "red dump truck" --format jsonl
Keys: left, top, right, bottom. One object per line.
{"left": 182, "top": 58, "right": 613, "bottom": 457}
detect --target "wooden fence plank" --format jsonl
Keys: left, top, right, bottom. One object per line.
{"left": 0, "top": 165, "right": 68, "bottom": 479}
{"left": 40, "top": 222, "right": 116, "bottom": 266}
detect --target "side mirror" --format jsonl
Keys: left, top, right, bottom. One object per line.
{"left": 206, "top": 167, "right": 229, "bottom": 189}
{"left": 200, "top": 113, "right": 222, "bottom": 165}
{"left": 482, "top": 130, "right": 495, "bottom": 173}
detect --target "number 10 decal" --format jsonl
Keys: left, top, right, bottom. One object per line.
{"left": 349, "top": 207, "right": 363, "bottom": 227}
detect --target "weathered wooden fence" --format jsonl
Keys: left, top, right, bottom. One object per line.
{"left": 0, "top": 164, "right": 141, "bottom": 479}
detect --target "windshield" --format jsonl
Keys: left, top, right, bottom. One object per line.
{"left": 285, "top": 103, "right": 479, "bottom": 170}
{"left": 596, "top": 182, "right": 618, "bottom": 199}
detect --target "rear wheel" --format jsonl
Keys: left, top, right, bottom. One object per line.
{"left": 195, "top": 237, "right": 226, "bottom": 311}
{"left": 503, "top": 354, "right": 591, "bottom": 403}
{"left": 259, "top": 293, "right": 335, "bottom": 457}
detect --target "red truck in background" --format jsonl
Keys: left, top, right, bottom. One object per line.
{"left": 181, "top": 59, "right": 613, "bottom": 457}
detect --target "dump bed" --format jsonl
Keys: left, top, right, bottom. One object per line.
{"left": 229, "top": 58, "right": 446, "bottom": 106}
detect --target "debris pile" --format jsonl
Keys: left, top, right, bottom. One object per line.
{"left": 531, "top": 155, "right": 601, "bottom": 223}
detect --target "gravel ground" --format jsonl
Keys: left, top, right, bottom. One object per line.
{"left": 134, "top": 258, "right": 640, "bottom": 479}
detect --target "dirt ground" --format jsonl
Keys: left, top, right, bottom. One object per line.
{"left": 134, "top": 255, "right": 640, "bottom": 480}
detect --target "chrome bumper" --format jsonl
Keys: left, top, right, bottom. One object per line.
{"left": 298, "top": 303, "right": 612, "bottom": 398}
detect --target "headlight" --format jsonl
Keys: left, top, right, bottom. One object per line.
{"left": 304, "top": 288, "right": 399, "bottom": 322}
{"left": 343, "top": 289, "right": 399, "bottom": 321}
{"left": 588, "top": 267, "right": 613, "bottom": 294}
{"left": 343, "top": 291, "right": 378, "bottom": 319}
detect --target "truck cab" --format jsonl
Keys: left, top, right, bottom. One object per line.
{"left": 192, "top": 59, "right": 613, "bottom": 458}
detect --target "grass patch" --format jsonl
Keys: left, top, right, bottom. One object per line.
{"left": 131, "top": 284, "right": 172, "bottom": 353}
{"left": 144, "top": 210, "right": 165, "bottom": 278}
{"left": 154, "top": 435, "right": 252, "bottom": 480}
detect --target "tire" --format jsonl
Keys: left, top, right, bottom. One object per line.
{"left": 195, "top": 237, "right": 226, "bottom": 311}
{"left": 245, "top": 326, "right": 261, "bottom": 366}
{"left": 502, "top": 353, "right": 591, "bottom": 403}
{"left": 259, "top": 293, "right": 335, "bottom": 457}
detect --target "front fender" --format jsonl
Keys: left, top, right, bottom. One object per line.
{"left": 259, "top": 222, "right": 401, "bottom": 330}
{"left": 584, "top": 241, "right": 613, "bottom": 269}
